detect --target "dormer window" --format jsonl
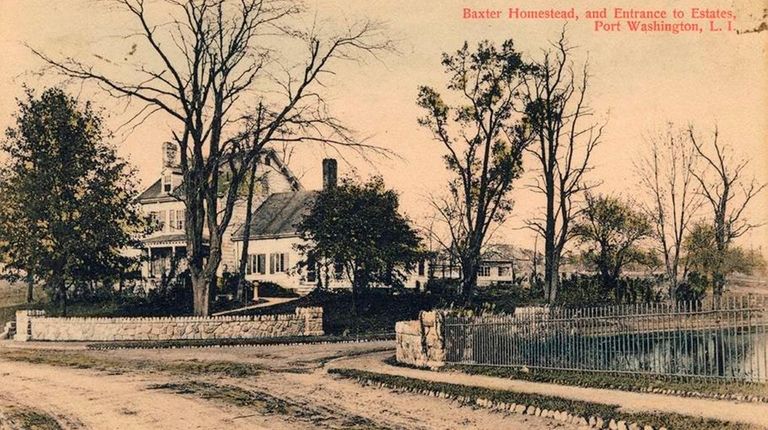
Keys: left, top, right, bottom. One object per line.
{"left": 162, "top": 174, "right": 173, "bottom": 193}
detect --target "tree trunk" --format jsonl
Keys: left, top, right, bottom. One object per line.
{"left": 26, "top": 273, "right": 34, "bottom": 303}
{"left": 191, "top": 271, "right": 210, "bottom": 317}
{"left": 58, "top": 278, "right": 67, "bottom": 317}
{"left": 460, "top": 253, "right": 479, "bottom": 300}
{"left": 237, "top": 161, "right": 259, "bottom": 303}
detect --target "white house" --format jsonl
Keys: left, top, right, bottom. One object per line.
{"left": 137, "top": 145, "right": 529, "bottom": 296}
{"left": 135, "top": 143, "right": 302, "bottom": 288}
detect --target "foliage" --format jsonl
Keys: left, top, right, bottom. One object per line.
{"left": 297, "top": 176, "right": 423, "bottom": 308}
{"left": 556, "top": 274, "right": 664, "bottom": 307}
{"left": 417, "top": 39, "right": 532, "bottom": 297}
{"left": 674, "top": 271, "right": 708, "bottom": 304}
{"left": 40, "top": 271, "right": 193, "bottom": 317}
{"left": 256, "top": 281, "right": 299, "bottom": 298}
{"left": 573, "top": 193, "right": 653, "bottom": 301}
{"left": 0, "top": 88, "right": 142, "bottom": 315}
{"left": 683, "top": 222, "right": 767, "bottom": 296}
{"left": 238, "top": 288, "right": 439, "bottom": 335}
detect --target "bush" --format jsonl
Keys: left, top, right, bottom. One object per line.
{"left": 42, "top": 271, "right": 193, "bottom": 317}
{"left": 257, "top": 282, "right": 299, "bottom": 298}
{"left": 555, "top": 273, "right": 664, "bottom": 307}
{"left": 675, "top": 272, "right": 707, "bottom": 305}
{"left": 234, "top": 287, "right": 441, "bottom": 335}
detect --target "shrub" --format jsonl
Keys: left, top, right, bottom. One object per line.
{"left": 257, "top": 282, "right": 299, "bottom": 298}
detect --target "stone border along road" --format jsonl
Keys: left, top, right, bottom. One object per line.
{"left": 328, "top": 350, "right": 768, "bottom": 429}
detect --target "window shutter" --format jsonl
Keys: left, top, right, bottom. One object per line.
{"left": 258, "top": 254, "right": 266, "bottom": 274}
{"left": 269, "top": 254, "right": 275, "bottom": 274}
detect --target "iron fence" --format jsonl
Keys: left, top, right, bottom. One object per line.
{"left": 444, "top": 295, "right": 768, "bottom": 383}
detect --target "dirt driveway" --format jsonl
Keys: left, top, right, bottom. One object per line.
{"left": 0, "top": 341, "right": 576, "bottom": 430}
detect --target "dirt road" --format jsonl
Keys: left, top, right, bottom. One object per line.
{"left": 0, "top": 341, "right": 576, "bottom": 430}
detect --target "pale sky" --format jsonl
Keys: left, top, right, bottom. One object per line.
{"left": 1, "top": 0, "right": 766, "bottom": 253}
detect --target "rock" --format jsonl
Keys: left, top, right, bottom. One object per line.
{"left": 628, "top": 423, "right": 639, "bottom": 430}
{"left": 595, "top": 417, "right": 604, "bottom": 429}
{"left": 526, "top": 405, "right": 536, "bottom": 415}
{"left": 644, "top": 425, "right": 654, "bottom": 430}
{"left": 535, "top": 407, "right": 541, "bottom": 416}
{"left": 609, "top": 419, "right": 618, "bottom": 430}
{"left": 520, "top": 366, "right": 530, "bottom": 373}
{"left": 514, "top": 404, "right": 526, "bottom": 414}
{"left": 617, "top": 420, "right": 628, "bottom": 430}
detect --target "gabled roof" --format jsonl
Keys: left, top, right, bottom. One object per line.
{"left": 232, "top": 190, "right": 318, "bottom": 241}
{"left": 136, "top": 178, "right": 183, "bottom": 203}
{"left": 135, "top": 148, "right": 302, "bottom": 203}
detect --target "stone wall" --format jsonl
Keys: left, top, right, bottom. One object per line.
{"left": 14, "top": 307, "right": 323, "bottom": 342}
{"left": 395, "top": 310, "right": 445, "bottom": 368}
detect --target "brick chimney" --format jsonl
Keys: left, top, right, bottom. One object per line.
{"left": 322, "top": 158, "right": 337, "bottom": 190}
{"left": 162, "top": 142, "right": 179, "bottom": 169}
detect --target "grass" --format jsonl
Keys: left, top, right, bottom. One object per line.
{"left": 149, "top": 380, "right": 388, "bottom": 429}
{"left": 443, "top": 364, "right": 768, "bottom": 401}
{"left": 0, "top": 348, "right": 264, "bottom": 378}
{"left": 330, "top": 368, "right": 758, "bottom": 430}
{"left": 86, "top": 333, "right": 394, "bottom": 350}
{"left": 0, "top": 406, "right": 62, "bottom": 430}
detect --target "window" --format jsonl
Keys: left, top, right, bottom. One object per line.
{"left": 479, "top": 266, "right": 491, "bottom": 277}
{"left": 418, "top": 260, "right": 425, "bottom": 276}
{"left": 149, "top": 211, "right": 166, "bottom": 232}
{"left": 172, "top": 209, "right": 184, "bottom": 230}
{"left": 498, "top": 266, "right": 510, "bottom": 277}
{"left": 163, "top": 174, "right": 173, "bottom": 193}
{"left": 257, "top": 254, "right": 266, "bottom": 274}
{"left": 269, "top": 253, "right": 288, "bottom": 274}
{"left": 306, "top": 256, "right": 317, "bottom": 283}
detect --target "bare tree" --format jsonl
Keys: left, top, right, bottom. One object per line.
{"left": 417, "top": 40, "right": 532, "bottom": 297}
{"left": 523, "top": 32, "right": 602, "bottom": 303}
{"left": 688, "top": 125, "right": 766, "bottom": 297}
{"left": 32, "top": 0, "right": 391, "bottom": 315}
{"left": 635, "top": 125, "right": 701, "bottom": 298}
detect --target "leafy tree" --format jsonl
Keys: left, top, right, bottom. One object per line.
{"left": 0, "top": 88, "right": 142, "bottom": 315}
{"left": 417, "top": 39, "right": 532, "bottom": 298}
{"left": 683, "top": 221, "right": 766, "bottom": 295}
{"left": 573, "top": 193, "right": 652, "bottom": 302}
{"left": 297, "top": 177, "right": 422, "bottom": 312}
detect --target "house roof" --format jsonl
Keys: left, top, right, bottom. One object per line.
{"left": 141, "top": 233, "right": 208, "bottom": 246}
{"left": 136, "top": 178, "right": 183, "bottom": 203}
{"left": 232, "top": 190, "right": 318, "bottom": 241}
{"left": 135, "top": 148, "right": 303, "bottom": 203}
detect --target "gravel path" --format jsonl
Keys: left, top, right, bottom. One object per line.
{"left": 330, "top": 350, "right": 768, "bottom": 428}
